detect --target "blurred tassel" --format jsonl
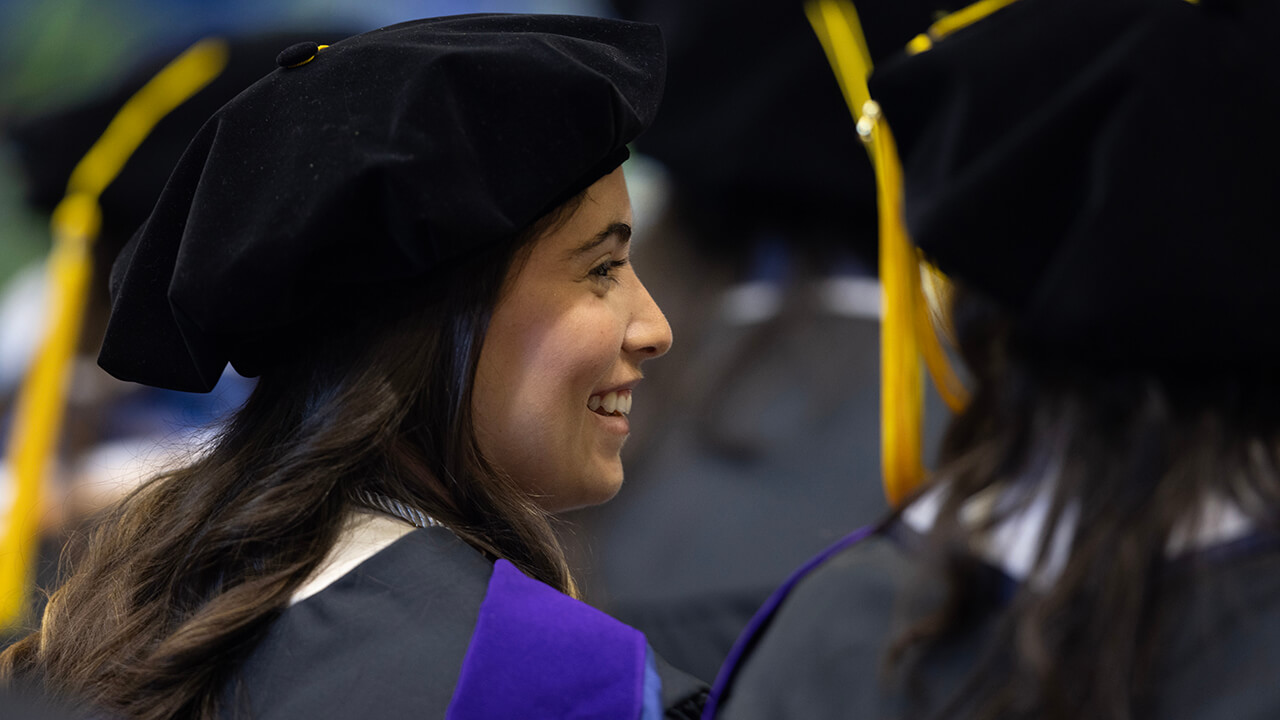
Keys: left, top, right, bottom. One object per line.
{"left": 929, "top": 0, "right": 1020, "bottom": 40}
{"left": 804, "top": 0, "right": 969, "bottom": 507}
{"left": 0, "top": 38, "right": 228, "bottom": 629}
{"left": 804, "top": 0, "right": 872, "bottom": 114}
{"left": 909, "top": 0, "right": 1022, "bottom": 55}
{"left": 0, "top": 197, "right": 98, "bottom": 627}
{"left": 917, "top": 258, "right": 969, "bottom": 413}
{"left": 867, "top": 113, "right": 926, "bottom": 506}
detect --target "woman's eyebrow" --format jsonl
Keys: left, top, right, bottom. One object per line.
{"left": 565, "top": 222, "right": 632, "bottom": 258}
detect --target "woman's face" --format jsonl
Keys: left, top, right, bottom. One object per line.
{"left": 473, "top": 167, "right": 672, "bottom": 512}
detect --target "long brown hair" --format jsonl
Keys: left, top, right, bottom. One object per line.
{"left": 893, "top": 285, "right": 1280, "bottom": 720}
{"left": 0, "top": 195, "right": 585, "bottom": 719}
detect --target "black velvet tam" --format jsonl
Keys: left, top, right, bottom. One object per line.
{"left": 869, "top": 0, "right": 1280, "bottom": 377}
{"left": 98, "top": 14, "right": 665, "bottom": 392}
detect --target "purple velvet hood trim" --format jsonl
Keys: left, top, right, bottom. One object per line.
{"left": 447, "top": 559, "right": 647, "bottom": 719}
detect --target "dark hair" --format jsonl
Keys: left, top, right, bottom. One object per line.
{"left": 891, "top": 285, "right": 1280, "bottom": 720}
{"left": 0, "top": 194, "right": 585, "bottom": 719}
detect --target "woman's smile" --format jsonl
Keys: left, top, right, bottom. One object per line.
{"left": 472, "top": 167, "right": 672, "bottom": 512}
{"left": 588, "top": 388, "right": 633, "bottom": 418}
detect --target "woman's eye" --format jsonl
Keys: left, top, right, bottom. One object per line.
{"left": 589, "top": 257, "right": 629, "bottom": 286}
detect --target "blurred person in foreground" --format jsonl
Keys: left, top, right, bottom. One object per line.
{"left": 0, "top": 15, "right": 706, "bottom": 719}
{"left": 569, "top": 0, "right": 961, "bottom": 683}
{"left": 708, "top": 0, "right": 1280, "bottom": 717}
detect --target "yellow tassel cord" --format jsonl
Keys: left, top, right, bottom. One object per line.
{"left": 805, "top": 0, "right": 970, "bottom": 506}
{"left": 907, "top": 0, "right": 1022, "bottom": 55}
{"left": 0, "top": 38, "right": 228, "bottom": 628}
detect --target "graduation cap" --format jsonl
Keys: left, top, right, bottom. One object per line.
{"left": 809, "top": 0, "right": 1280, "bottom": 505}
{"left": 869, "top": 0, "right": 1280, "bottom": 378}
{"left": 97, "top": 14, "right": 666, "bottom": 394}
{"left": 612, "top": 0, "right": 963, "bottom": 254}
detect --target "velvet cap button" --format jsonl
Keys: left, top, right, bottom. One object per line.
{"left": 276, "top": 42, "right": 320, "bottom": 69}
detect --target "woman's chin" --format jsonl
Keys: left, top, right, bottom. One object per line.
{"left": 541, "top": 469, "right": 625, "bottom": 513}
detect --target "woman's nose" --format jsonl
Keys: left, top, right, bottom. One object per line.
{"left": 624, "top": 279, "right": 673, "bottom": 360}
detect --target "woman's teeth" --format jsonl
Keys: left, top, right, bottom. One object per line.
{"left": 588, "top": 390, "right": 631, "bottom": 416}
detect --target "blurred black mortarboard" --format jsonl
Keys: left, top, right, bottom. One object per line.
{"left": 97, "top": 14, "right": 666, "bottom": 392}
{"left": 870, "top": 0, "right": 1280, "bottom": 377}
{"left": 612, "top": 0, "right": 962, "bottom": 255}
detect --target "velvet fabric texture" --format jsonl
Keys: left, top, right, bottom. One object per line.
{"left": 869, "top": 0, "right": 1280, "bottom": 376}
{"left": 448, "top": 560, "right": 647, "bottom": 719}
{"left": 99, "top": 14, "right": 665, "bottom": 392}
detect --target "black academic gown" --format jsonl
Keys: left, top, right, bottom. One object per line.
{"left": 708, "top": 524, "right": 1280, "bottom": 719}
{"left": 224, "top": 527, "right": 705, "bottom": 719}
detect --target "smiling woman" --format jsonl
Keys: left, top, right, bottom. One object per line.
{"left": 476, "top": 168, "right": 672, "bottom": 513}
{"left": 0, "top": 14, "right": 703, "bottom": 720}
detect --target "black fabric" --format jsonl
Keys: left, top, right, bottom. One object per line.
{"left": 868, "top": 0, "right": 1280, "bottom": 376}
{"left": 654, "top": 652, "right": 710, "bottom": 720}
{"left": 714, "top": 530, "right": 1280, "bottom": 719}
{"left": 712, "top": 535, "right": 919, "bottom": 719}
{"left": 274, "top": 42, "right": 321, "bottom": 68}
{"left": 227, "top": 528, "right": 492, "bottom": 719}
{"left": 229, "top": 525, "right": 709, "bottom": 719}
{"left": 611, "top": 0, "right": 963, "bottom": 257}
{"left": 99, "top": 14, "right": 665, "bottom": 392}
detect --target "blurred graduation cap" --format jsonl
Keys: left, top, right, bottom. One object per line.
{"left": 0, "top": 28, "right": 353, "bottom": 629}
{"left": 611, "top": 0, "right": 965, "bottom": 256}
{"left": 870, "top": 0, "right": 1280, "bottom": 377}
{"left": 97, "top": 14, "right": 665, "bottom": 394}
{"left": 811, "top": 0, "right": 1280, "bottom": 504}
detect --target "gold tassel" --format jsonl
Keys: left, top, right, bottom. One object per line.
{"left": 804, "top": 0, "right": 970, "bottom": 506}
{"left": 907, "top": 0, "right": 1023, "bottom": 55}
{"left": 0, "top": 38, "right": 228, "bottom": 628}
{"left": 866, "top": 105, "right": 927, "bottom": 506}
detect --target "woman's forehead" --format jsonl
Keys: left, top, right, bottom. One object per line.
{"left": 537, "top": 170, "right": 634, "bottom": 258}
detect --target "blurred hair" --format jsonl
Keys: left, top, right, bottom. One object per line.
{"left": 891, "top": 285, "right": 1280, "bottom": 720}
{"left": 0, "top": 192, "right": 585, "bottom": 720}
